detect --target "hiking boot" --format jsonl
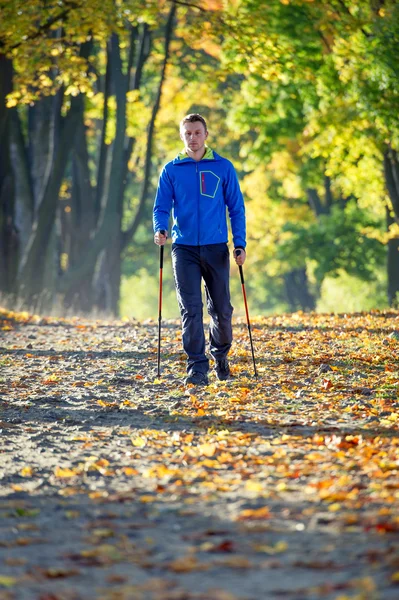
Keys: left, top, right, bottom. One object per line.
{"left": 185, "top": 372, "right": 209, "bottom": 386}
{"left": 215, "top": 359, "right": 231, "bottom": 381}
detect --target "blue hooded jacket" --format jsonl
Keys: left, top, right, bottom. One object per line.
{"left": 153, "top": 148, "right": 246, "bottom": 248}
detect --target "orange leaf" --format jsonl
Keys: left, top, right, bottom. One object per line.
{"left": 237, "top": 506, "right": 270, "bottom": 520}
{"left": 54, "top": 466, "right": 78, "bottom": 478}
{"left": 123, "top": 467, "right": 138, "bottom": 476}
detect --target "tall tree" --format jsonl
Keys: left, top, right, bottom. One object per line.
{"left": 0, "top": 50, "right": 16, "bottom": 297}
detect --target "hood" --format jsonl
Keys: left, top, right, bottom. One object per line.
{"left": 173, "top": 146, "right": 219, "bottom": 164}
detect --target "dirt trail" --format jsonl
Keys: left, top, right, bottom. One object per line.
{"left": 1, "top": 309, "right": 399, "bottom": 599}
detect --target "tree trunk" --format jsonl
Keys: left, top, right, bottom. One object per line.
{"left": 284, "top": 268, "right": 316, "bottom": 312}
{"left": 384, "top": 147, "right": 399, "bottom": 307}
{"left": 62, "top": 114, "right": 97, "bottom": 312}
{"left": 387, "top": 208, "right": 399, "bottom": 307}
{"left": 0, "top": 52, "right": 17, "bottom": 298}
{"left": 28, "top": 93, "right": 62, "bottom": 210}
{"left": 16, "top": 94, "right": 84, "bottom": 308}
{"left": 324, "top": 175, "right": 333, "bottom": 212}
{"left": 95, "top": 44, "right": 112, "bottom": 221}
{"left": 10, "top": 108, "right": 34, "bottom": 253}
{"left": 95, "top": 33, "right": 129, "bottom": 315}
{"left": 307, "top": 188, "right": 328, "bottom": 217}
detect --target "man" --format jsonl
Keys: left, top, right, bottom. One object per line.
{"left": 153, "top": 113, "right": 246, "bottom": 385}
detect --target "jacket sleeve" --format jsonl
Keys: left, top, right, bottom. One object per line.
{"left": 153, "top": 166, "right": 174, "bottom": 233}
{"left": 224, "top": 161, "right": 246, "bottom": 249}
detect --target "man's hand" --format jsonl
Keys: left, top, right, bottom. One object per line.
{"left": 233, "top": 247, "right": 246, "bottom": 266}
{"left": 154, "top": 230, "right": 167, "bottom": 246}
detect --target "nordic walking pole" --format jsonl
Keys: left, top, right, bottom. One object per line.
{"left": 157, "top": 230, "right": 166, "bottom": 377}
{"left": 236, "top": 250, "right": 258, "bottom": 377}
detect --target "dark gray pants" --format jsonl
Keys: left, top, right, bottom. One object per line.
{"left": 172, "top": 243, "right": 233, "bottom": 375}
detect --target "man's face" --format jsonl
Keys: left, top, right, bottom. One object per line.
{"left": 180, "top": 121, "right": 208, "bottom": 153}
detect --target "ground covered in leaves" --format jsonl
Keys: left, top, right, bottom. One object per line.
{"left": 1, "top": 308, "right": 399, "bottom": 600}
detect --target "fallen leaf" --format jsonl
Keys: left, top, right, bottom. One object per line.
{"left": 168, "top": 555, "right": 208, "bottom": 572}
{"left": 131, "top": 436, "right": 146, "bottom": 447}
{"left": 54, "top": 466, "right": 78, "bottom": 478}
{"left": 0, "top": 575, "right": 17, "bottom": 587}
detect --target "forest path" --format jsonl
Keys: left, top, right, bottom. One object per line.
{"left": 1, "top": 309, "right": 399, "bottom": 600}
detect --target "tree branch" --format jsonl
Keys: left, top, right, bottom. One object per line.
{"left": 172, "top": 0, "right": 206, "bottom": 12}
{"left": 9, "top": 2, "right": 79, "bottom": 50}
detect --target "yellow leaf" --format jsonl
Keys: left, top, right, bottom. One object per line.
{"left": 20, "top": 466, "right": 33, "bottom": 477}
{"left": 131, "top": 436, "right": 146, "bottom": 447}
{"left": 0, "top": 575, "right": 17, "bottom": 587}
{"left": 91, "top": 528, "right": 114, "bottom": 539}
{"left": 275, "top": 540, "right": 288, "bottom": 552}
{"left": 198, "top": 443, "right": 216, "bottom": 457}
{"left": 54, "top": 466, "right": 77, "bottom": 478}
{"left": 139, "top": 495, "right": 155, "bottom": 503}
{"left": 255, "top": 540, "right": 288, "bottom": 554}
{"left": 245, "top": 480, "right": 263, "bottom": 493}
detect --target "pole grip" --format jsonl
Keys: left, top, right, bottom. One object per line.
{"left": 159, "top": 230, "right": 166, "bottom": 269}
{"left": 235, "top": 249, "right": 245, "bottom": 284}
{"left": 160, "top": 246, "right": 164, "bottom": 269}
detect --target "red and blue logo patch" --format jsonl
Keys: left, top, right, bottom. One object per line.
{"left": 200, "top": 171, "right": 220, "bottom": 198}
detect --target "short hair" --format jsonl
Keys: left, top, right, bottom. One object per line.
{"left": 180, "top": 113, "right": 207, "bottom": 132}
